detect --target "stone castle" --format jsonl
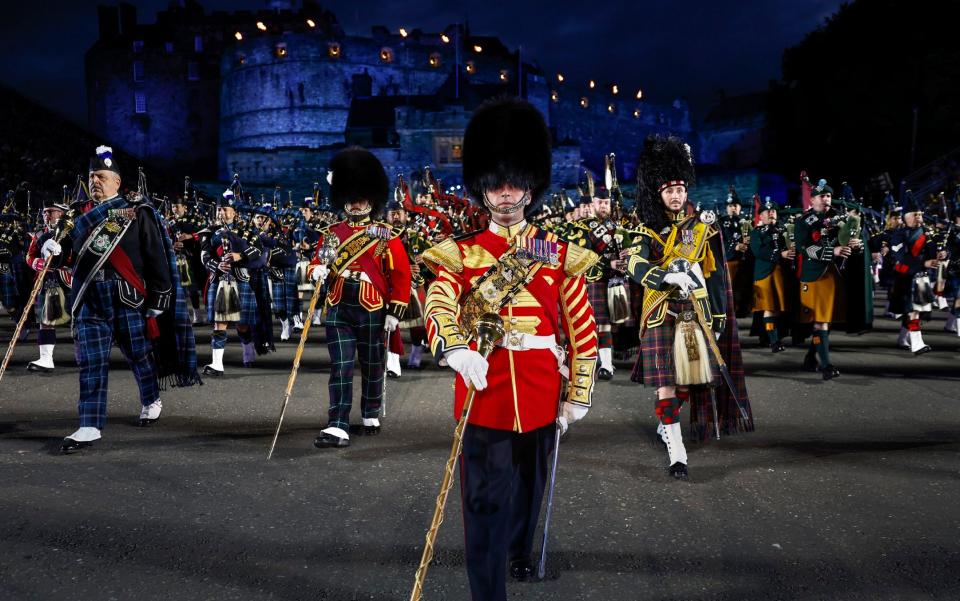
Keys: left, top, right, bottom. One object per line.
{"left": 86, "top": 0, "right": 695, "bottom": 192}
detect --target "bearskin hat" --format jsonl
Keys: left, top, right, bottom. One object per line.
{"left": 636, "top": 134, "right": 696, "bottom": 230}
{"left": 462, "top": 97, "right": 552, "bottom": 218}
{"left": 329, "top": 147, "right": 389, "bottom": 215}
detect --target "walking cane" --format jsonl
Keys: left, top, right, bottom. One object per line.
{"left": 409, "top": 312, "right": 505, "bottom": 601}
{"left": 266, "top": 233, "right": 339, "bottom": 460}
{"left": 0, "top": 216, "right": 74, "bottom": 387}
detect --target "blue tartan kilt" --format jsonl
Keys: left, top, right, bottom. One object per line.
{"left": 207, "top": 275, "right": 258, "bottom": 325}
{"left": 0, "top": 260, "right": 24, "bottom": 309}
{"left": 271, "top": 266, "right": 299, "bottom": 316}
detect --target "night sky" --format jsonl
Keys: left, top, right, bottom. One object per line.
{"left": 0, "top": 0, "right": 846, "bottom": 126}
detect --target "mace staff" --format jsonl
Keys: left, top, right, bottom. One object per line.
{"left": 265, "top": 233, "right": 339, "bottom": 460}
{"left": 0, "top": 215, "right": 74, "bottom": 387}
{"left": 409, "top": 312, "right": 505, "bottom": 601}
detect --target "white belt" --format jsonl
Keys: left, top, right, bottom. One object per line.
{"left": 338, "top": 269, "right": 371, "bottom": 283}
{"left": 499, "top": 331, "right": 557, "bottom": 351}
{"left": 498, "top": 332, "right": 570, "bottom": 378}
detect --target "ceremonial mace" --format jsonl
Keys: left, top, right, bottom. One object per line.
{"left": 266, "top": 233, "right": 340, "bottom": 460}
{"left": 410, "top": 312, "right": 505, "bottom": 601}
{"left": 0, "top": 214, "right": 74, "bottom": 386}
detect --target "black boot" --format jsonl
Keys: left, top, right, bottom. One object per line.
{"left": 669, "top": 462, "right": 688, "bottom": 480}
{"left": 509, "top": 558, "right": 535, "bottom": 582}
{"left": 821, "top": 364, "right": 840, "bottom": 380}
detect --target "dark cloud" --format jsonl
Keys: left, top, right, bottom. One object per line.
{"left": 0, "top": 0, "right": 846, "bottom": 124}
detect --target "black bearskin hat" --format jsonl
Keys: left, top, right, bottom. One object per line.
{"left": 636, "top": 135, "right": 696, "bottom": 230}
{"left": 462, "top": 97, "right": 552, "bottom": 218}
{"left": 329, "top": 147, "right": 389, "bottom": 214}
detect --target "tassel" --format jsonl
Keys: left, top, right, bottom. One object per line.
{"left": 607, "top": 282, "right": 631, "bottom": 324}
{"left": 673, "top": 319, "right": 712, "bottom": 385}
{"left": 214, "top": 280, "right": 241, "bottom": 322}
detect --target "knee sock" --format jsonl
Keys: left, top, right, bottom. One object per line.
{"left": 211, "top": 330, "right": 227, "bottom": 350}
{"left": 237, "top": 328, "right": 252, "bottom": 345}
{"left": 37, "top": 328, "right": 57, "bottom": 346}
{"left": 655, "top": 397, "right": 682, "bottom": 425}
{"left": 764, "top": 316, "right": 779, "bottom": 345}
{"left": 813, "top": 329, "right": 830, "bottom": 366}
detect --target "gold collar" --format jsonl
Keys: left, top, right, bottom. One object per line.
{"left": 489, "top": 219, "right": 528, "bottom": 241}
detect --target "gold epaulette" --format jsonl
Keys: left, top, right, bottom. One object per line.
{"left": 563, "top": 242, "right": 600, "bottom": 277}
{"left": 422, "top": 236, "right": 464, "bottom": 275}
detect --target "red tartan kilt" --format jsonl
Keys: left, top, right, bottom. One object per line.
{"left": 455, "top": 345, "right": 561, "bottom": 432}
{"left": 631, "top": 300, "right": 718, "bottom": 388}
{"left": 587, "top": 280, "right": 610, "bottom": 326}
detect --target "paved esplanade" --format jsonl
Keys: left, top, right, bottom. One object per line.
{"left": 1, "top": 313, "right": 958, "bottom": 600}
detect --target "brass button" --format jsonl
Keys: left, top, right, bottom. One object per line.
{"left": 510, "top": 318, "right": 518, "bottom": 325}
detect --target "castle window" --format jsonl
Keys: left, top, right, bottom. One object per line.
{"left": 275, "top": 43, "right": 288, "bottom": 58}
{"left": 434, "top": 136, "right": 464, "bottom": 165}
{"left": 187, "top": 61, "right": 200, "bottom": 81}
{"left": 132, "top": 40, "right": 144, "bottom": 53}
{"left": 607, "top": 103, "right": 615, "bottom": 114}
{"left": 550, "top": 90, "right": 559, "bottom": 103}
{"left": 379, "top": 47, "right": 394, "bottom": 63}
{"left": 194, "top": 35, "right": 203, "bottom": 53}
{"left": 132, "top": 61, "right": 144, "bottom": 83}
{"left": 428, "top": 52, "right": 441, "bottom": 68}
{"left": 580, "top": 97, "right": 589, "bottom": 108}
{"left": 499, "top": 70, "right": 509, "bottom": 82}
{"left": 328, "top": 42, "right": 341, "bottom": 58}
{"left": 165, "top": 42, "right": 174, "bottom": 54}
{"left": 134, "top": 92, "right": 147, "bottom": 114}
{"left": 465, "top": 61, "right": 475, "bottom": 74}
{"left": 237, "top": 53, "right": 246, "bottom": 65}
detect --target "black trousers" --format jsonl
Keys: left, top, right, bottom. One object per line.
{"left": 459, "top": 422, "right": 556, "bottom": 601}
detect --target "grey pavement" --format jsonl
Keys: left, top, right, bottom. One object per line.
{"left": 0, "top": 311, "right": 958, "bottom": 601}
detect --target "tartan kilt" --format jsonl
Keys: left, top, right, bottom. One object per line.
{"left": 206, "top": 275, "right": 258, "bottom": 325}
{"left": 587, "top": 280, "right": 611, "bottom": 327}
{"left": 271, "top": 266, "right": 299, "bottom": 317}
{"left": 631, "top": 300, "right": 719, "bottom": 388}
{"left": 0, "top": 260, "right": 24, "bottom": 309}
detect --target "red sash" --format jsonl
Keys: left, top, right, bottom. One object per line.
{"left": 108, "top": 247, "right": 160, "bottom": 340}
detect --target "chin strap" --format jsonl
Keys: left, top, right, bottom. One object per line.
{"left": 483, "top": 190, "right": 530, "bottom": 215}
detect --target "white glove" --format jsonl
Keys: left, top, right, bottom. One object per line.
{"left": 145, "top": 308, "right": 163, "bottom": 318}
{"left": 384, "top": 315, "right": 399, "bottom": 332}
{"left": 663, "top": 272, "right": 695, "bottom": 293}
{"left": 310, "top": 265, "right": 330, "bottom": 282}
{"left": 444, "top": 348, "right": 489, "bottom": 390}
{"left": 41, "top": 239, "right": 62, "bottom": 259}
{"left": 558, "top": 403, "right": 589, "bottom": 436}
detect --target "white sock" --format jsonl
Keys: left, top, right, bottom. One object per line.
{"left": 362, "top": 417, "right": 381, "bottom": 427}
{"left": 662, "top": 422, "right": 688, "bottom": 465}
{"left": 908, "top": 330, "right": 928, "bottom": 353}
{"left": 321, "top": 426, "right": 349, "bottom": 440}
{"left": 67, "top": 427, "right": 101, "bottom": 442}
{"left": 210, "top": 347, "right": 225, "bottom": 370}
{"left": 599, "top": 347, "right": 614, "bottom": 372}
{"left": 386, "top": 352, "right": 401, "bottom": 375}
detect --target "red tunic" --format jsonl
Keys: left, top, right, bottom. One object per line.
{"left": 423, "top": 221, "right": 599, "bottom": 432}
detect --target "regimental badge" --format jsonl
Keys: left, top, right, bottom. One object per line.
{"left": 515, "top": 237, "right": 559, "bottom": 265}
{"left": 699, "top": 210, "right": 717, "bottom": 225}
{"left": 92, "top": 234, "right": 111, "bottom": 253}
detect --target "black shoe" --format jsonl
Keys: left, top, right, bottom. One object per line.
{"left": 898, "top": 344, "right": 912, "bottom": 351}
{"left": 509, "top": 558, "right": 535, "bottom": 582}
{"left": 363, "top": 425, "right": 381, "bottom": 435}
{"left": 26, "top": 363, "right": 54, "bottom": 373}
{"left": 669, "top": 462, "right": 688, "bottom": 480}
{"left": 60, "top": 438, "right": 93, "bottom": 454}
{"left": 313, "top": 432, "right": 350, "bottom": 448}
{"left": 202, "top": 365, "right": 223, "bottom": 377}
{"left": 913, "top": 345, "right": 932, "bottom": 356}
{"left": 137, "top": 417, "right": 159, "bottom": 427}
{"left": 386, "top": 370, "right": 400, "bottom": 379}
{"left": 821, "top": 364, "right": 840, "bottom": 380}
{"left": 597, "top": 368, "right": 613, "bottom": 381}
{"left": 802, "top": 350, "right": 818, "bottom": 372}
{"left": 771, "top": 342, "right": 786, "bottom": 353}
